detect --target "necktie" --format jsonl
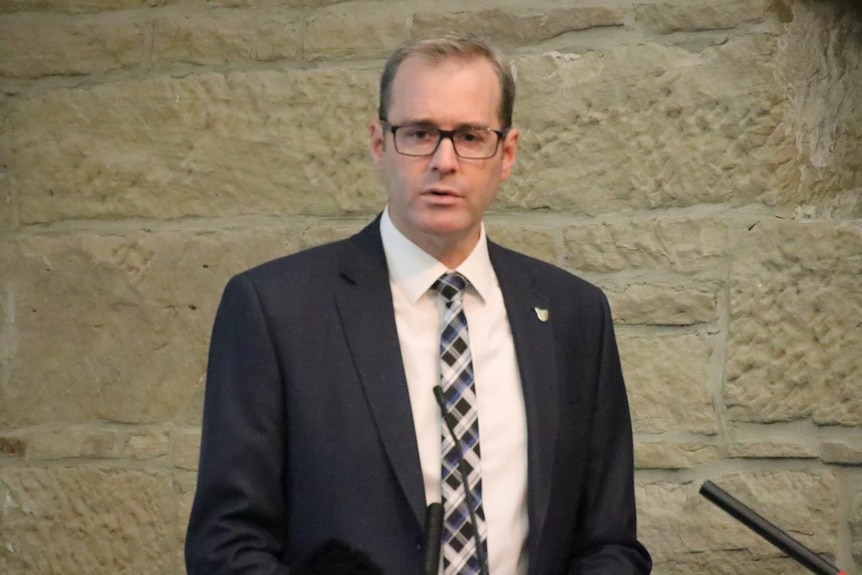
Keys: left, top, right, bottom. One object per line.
{"left": 432, "top": 272, "right": 488, "bottom": 575}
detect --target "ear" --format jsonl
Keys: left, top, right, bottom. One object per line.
{"left": 370, "top": 118, "right": 386, "bottom": 169}
{"left": 499, "top": 126, "right": 520, "bottom": 181}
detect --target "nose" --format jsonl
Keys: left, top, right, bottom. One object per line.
{"left": 429, "top": 134, "right": 459, "bottom": 173}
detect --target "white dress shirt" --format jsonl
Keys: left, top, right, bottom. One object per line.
{"left": 380, "top": 208, "right": 529, "bottom": 575}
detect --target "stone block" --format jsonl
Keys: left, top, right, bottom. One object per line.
{"left": 820, "top": 442, "right": 862, "bottom": 465}
{"left": 172, "top": 429, "right": 201, "bottom": 471}
{"left": 725, "top": 219, "right": 862, "bottom": 426}
{"left": 485, "top": 219, "right": 561, "bottom": 268}
{"left": 511, "top": 34, "right": 797, "bottom": 213}
{"left": 294, "top": 219, "right": 368, "bottom": 251}
{"left": 637, "top": 472, "right": 839, "bottom": 574}
{"left": 5, "top": 69, "right": 382, "bottom": 224}
{"left": 634, "top": 0, "right": 768, "bottom": 34}
{"left": 151, "top": 7, "right": 302, "bottom": 68}
{"left": 0, "top": 466, "right": 179, "bottom": 575}
{"left": 0, "top": 223, "right": 334, "bottom": 427}
{"left": 617, "top": 330, "right": 718, "bottom": 435}
{"left": 123, "top": 430, "right": 170, "bottom": 460}
{"left": 0, "top": 12, "right": 147, "bottom": 78}
{"left": 562, "top": 215, "right": 729, "bottom": 275}
{"left": 412, "top": 6, "right": 624, "bottom": 47}
{"left": 727, "top": 441, "right": 818, "bottom": 459}
{"left": 634, "top": 441, "right": 721, "bottom": 469}
{"left": 207, "top": 0, "right": 342, "bottom": 8}
{"left": 0, "top": 0, "right": 176, "bottom": 14}
{"left": 305, "top": 2, "right": 410, "bottom": 61}
{"left": 608, "top": 282, "right": 719, "bottom": 326}
{"left": 174, "top": 468, "right": 197, "bottom": 494}
{"left": 775, "top": 0, "right": 862, "bottom": 216}
{"left": 27, "top": 427, "right": 117, "bottom": 460}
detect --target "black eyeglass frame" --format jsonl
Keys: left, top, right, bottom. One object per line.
{"left": 379, "top": 119, "right": 511, "bottom": 159}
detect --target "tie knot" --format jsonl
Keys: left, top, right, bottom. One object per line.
{"left": 432, "top": 272, "right": 468, "bottom": 303}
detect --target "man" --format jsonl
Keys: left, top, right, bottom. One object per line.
{"left": 186, "top": 34, "right": 651, "bottom": 575}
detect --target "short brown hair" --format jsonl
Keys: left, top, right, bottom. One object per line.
{"left": 378, "top": 34, "right": 516, "bottom": 128}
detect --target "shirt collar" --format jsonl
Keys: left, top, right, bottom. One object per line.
{"left": 380, "top": 207, "right": 495, "bottom": 304}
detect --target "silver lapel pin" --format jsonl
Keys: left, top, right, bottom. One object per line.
{"left": 534, "top": 307, "right": 549, "bottom": 322}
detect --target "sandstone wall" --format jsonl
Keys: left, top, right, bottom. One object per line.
{"left": 1, "top": 1, "right": 860, "bottom": 573}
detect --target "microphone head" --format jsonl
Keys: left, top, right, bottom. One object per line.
{"left": 293, "top": 539, "right": 383, "bottom": 575}
{"left": 433, "top": 385, "right": 446, "bottom": 408}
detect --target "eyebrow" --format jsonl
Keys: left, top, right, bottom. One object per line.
{"left": 399, "top": 119, "right": 493, "bottom": 131}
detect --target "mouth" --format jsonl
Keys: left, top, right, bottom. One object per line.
{"left": 423, "top": 188, "right": 460, "bottom": 198}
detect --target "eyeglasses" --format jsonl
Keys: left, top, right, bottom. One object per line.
{"left": 380, "top": 120, "right": 510, "bottom": 160}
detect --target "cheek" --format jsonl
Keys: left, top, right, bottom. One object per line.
{"left": 383, "top": 162, "right": 421, "bottom": 201}
{"left": 475, "top": 173, "right": 503, "bottom": 205}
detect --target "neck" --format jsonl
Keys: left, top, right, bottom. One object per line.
{"left": 385, "top": 210, "right": 482, "bottom": 269}
{"left": 416, "top": 229, "right": 480, "bottom": 269}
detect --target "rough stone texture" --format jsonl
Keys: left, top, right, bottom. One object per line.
{"left": 172, "top": 430, "right": 201, "bottom": 471}
{"left": 635, "top": 441, "right": 721, "bottom": 469}
{"left": 727, "top": 440, "right": 819, "bottom": 459}
{"left": 638, "top": 472, "right": 840, "bottom": 575}
{"left": 725, "top": 219, "right": 862, "bottom": 426}
{"left": 4, "top": 70, "right": 381, "bottom": 224}
{"left": 776, "top": 0, "right": 862, "bottom": 217}
{"left": 0, "top": 225, "right": 308, "bottom": 426}
{"left": 305, "top": 2, "right": 411, "bottom": 61}
{"left": 633, "top": 0, "right": 769, "bottom": 34}
{"left": 28, "top": 428, "right": 118, "bottom": 460}
{"left": 123, "top": 430, "right": 171, "bottom": 460}
{"left": 0, "top": 0, "right": 177, "bottom": 15}
{"left": 0, "top": 12, "right": 148, "bottom": 78}
{"left": 512, "top": 34, "right": 795, "bottom": 213}
{"left": 412, "top": 6, "right": 625, "bottom": 46}
{"left": 609, "top": 282, "right": 719, "bottom": 326}
{"left": 1, "top": 1, "right": 861, "bottom": 573}
{"left": 0, "top": 466, "right": 178, "bottom": 575}
{"left": 562, "top": 215, "right": 730, "bottom": 275}
{"left": 485, "top": 219, "right": 561, "bottom": 267}
{"left": 150, "top": 7, "right": 304, "bottom": 68}
{"left": 618, "top": 331, "right": 718, "bottom": 435}
{"left": 821, "top": 442, "right": 862, "bottom": 465}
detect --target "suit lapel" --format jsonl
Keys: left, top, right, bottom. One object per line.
{"left": 489, "top": 243, "right": 559, "bottom": 569}
{"left": 334, "top": 220, "right": 427, "bottom": 529}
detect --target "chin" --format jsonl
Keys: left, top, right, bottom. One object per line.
{"left": 419, "top": 218, "right": 474, "bottom": 239}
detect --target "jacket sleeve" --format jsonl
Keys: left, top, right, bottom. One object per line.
{"left": 185, "top": 273, "right": 291, "bottom": 575}
{"left": 567, "top": 295, "right": 652, "bottom": 575}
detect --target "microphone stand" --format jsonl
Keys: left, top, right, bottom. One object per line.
{"left": 423, "top": 503, "right": 443, "bottom": 575}
{"left": 434, "top": 385, "right": 490, "bottom": 575}
{"left": 700, "top": 481, "right": 847, "bottom": 575}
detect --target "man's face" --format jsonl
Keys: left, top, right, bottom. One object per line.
{"left": 371, "top": 55, "right": 519, "bottom": 265}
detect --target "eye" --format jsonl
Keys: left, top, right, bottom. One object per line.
{"left": 402, "top": 126, "right": 436, "bottom": 141}
{"left": 456, "top": 129, "right": 488, "bottom": 145}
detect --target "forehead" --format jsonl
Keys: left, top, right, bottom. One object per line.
{"left": 388, "top": 55, "right": 502, "bottom": 126}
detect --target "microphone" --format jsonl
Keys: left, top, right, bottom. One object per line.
{"left": 424, "top": 502, "right": 444, "bottom": 575}
{"left": 700, "top": 480, "right": 847, "bottom": 575}
{"left": 293, "top": 539, "right": 383, "bottom": 575}
{"left": 433, "top": 385, "right": 489, "bottom": 575}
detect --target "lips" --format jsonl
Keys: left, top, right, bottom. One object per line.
{"left": 423, "top": 188, "right": 460, "bottom": 198}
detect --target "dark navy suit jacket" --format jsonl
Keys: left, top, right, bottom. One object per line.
{"left": 185, "top": 217, "right": 651, "bottom": 575}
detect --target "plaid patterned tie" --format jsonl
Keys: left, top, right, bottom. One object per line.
{"left": 432, "top": 272, "right": 488, "bottom": 575}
